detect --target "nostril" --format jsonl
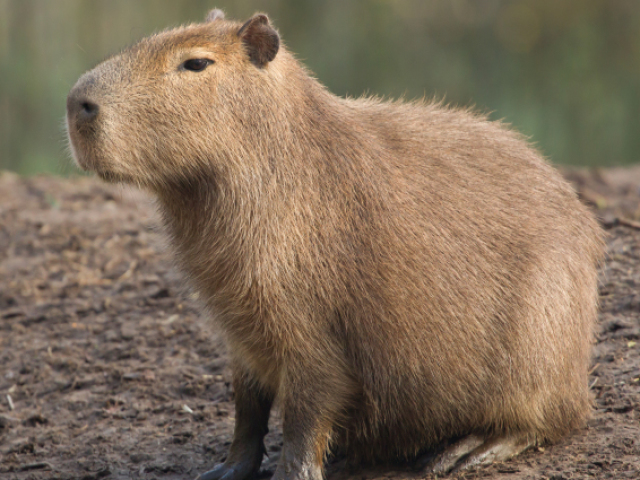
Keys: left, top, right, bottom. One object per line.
{"left": 79, "top": 100, "right": 99, "bottom": 120}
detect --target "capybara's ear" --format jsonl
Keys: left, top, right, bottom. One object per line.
{"left": 237, "top": 14, "right": 279, "bottom": 67}
{"left": 205, "top": 9, "right": 225, "bottom": 22}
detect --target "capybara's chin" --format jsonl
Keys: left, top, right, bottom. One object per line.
{"left": 67, "top": 141, "right": 123, "bottom": 183}
{"left": 67, "top": 7, "right": 604, "bottom": 480}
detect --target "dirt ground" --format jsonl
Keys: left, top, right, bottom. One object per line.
{"left": 1, "top": 167, "right": 640, "bottom": 480}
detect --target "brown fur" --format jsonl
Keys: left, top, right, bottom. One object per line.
{"left": 67, "top": 9, "right": 604, "bottom": 478}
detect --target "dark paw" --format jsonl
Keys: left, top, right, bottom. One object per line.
{"left": 196, "top": 462, "right": 257, "bottom": 480}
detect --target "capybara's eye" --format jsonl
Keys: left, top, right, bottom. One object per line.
{"left": 182, "top": 58, "right": 213, "bottom": 72}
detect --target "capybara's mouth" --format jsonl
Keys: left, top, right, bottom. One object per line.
{"left": 66, "top": 109, "right": 113, "bottom": 178}
{"left": 66, "top": 125, "right": 94, "bottom": 172}
{"left": 66, "top": 118, "right": 130, "bottom": 184}
{"left": 67, "top": 130, "right": 115, "bottom": 181}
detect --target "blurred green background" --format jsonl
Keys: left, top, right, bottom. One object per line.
{"left": 1, "top": 0, "right": 639, "bottom": 175}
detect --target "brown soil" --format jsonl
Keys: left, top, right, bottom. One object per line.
{"left": 1, "top": 168, "right": 640, "bottom": 480}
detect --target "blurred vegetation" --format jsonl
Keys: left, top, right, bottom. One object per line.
{"left": 1, "top": 0, "right": 639, "bottom": 175}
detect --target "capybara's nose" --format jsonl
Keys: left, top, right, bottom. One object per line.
{"left": 67, "top": 77, "right": 100, "bottom": 128}
{"left": 67, "top": 89, "right": 100, "bottom": 127}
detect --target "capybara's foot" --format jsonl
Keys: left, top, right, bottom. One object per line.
{"left": 196, "top": 463, "right": 252, "bottom": 480}
{"left": 196, "top": 452, "right": 263, "bottom": 480}
{"left": 271, "top": 456, "right": 323, "bottom": 480}
{"left": 422, "top": 433, "right": 534, "bottom": 474}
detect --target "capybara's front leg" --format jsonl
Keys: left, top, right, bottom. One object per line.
{"left": 197, "top": 366, "right": 273, "bottom": 480}
{"left": 272, "top": 362, "right": 355, "bottom": 480}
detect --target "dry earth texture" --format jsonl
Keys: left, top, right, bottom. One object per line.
{"left": 1, "top": 168, "right": 640, "bottom": 480}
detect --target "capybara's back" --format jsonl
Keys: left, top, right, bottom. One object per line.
{"left": 66, "top": 9, "right": 604, "bottom": 479}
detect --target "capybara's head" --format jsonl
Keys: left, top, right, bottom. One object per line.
{"left": 66, "top": 9, "right": 282, "bottom": 189}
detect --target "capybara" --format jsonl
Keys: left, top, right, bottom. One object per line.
{"left": 66, "top": 9, "right": 604, "bottom": 480}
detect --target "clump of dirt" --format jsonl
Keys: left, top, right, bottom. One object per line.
{"left": 1, "top": 168, "right": 640, "bottom": 480}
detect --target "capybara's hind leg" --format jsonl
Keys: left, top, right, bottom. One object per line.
{"left": 423, "top": 433, "right": 534, "bottom": 474}
{"left": 449, "top": 433, "right": 534, "bottom": 473}
{"left": 419, "top": 435, "right": 484, "bottom": 473}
